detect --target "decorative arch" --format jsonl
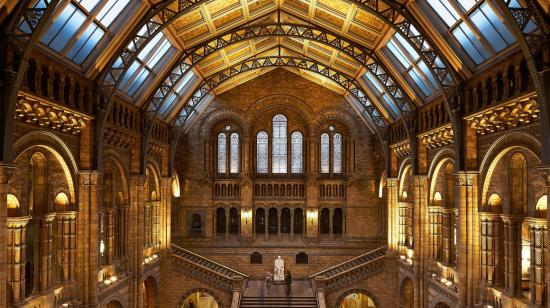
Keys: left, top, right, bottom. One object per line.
{"left": 177, "top": 288, "right": 224, "bottom": 308}
{"left": 428, "top": 149, "right": 456, "bottom": 204}
{"left": 198, "top": 107, "right": 248, "bottom": 139}
{"left": 103, "top": 152, "right": 130, "bottom": 204}
{"left": 14, "top": 131, "right": 79, "bottom": 203}
{"left": 336, "top": 288, "right": 380, "bottom": 308}
{"left": 316, "top": 106, "right": 361, "bottom": 136}
{"left": 400, "top": 277, "right": 414, "bottom": 308}
{"left": 398, "top": 158, "right": 413, "bottom": 201}
{"left": 143, "top": 275, "right": 159, "bottom": 308}
{"left": 480, "top": 132, "right": 541, "bottom": 207}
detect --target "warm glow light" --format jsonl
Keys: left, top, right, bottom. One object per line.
{"left": 242, "top": 209, "right": 251, "bottom": 224}
{"left": 7, "top": 194, "right": 20, "bottom": 209}
{"left": 433, "top": 192, "right": 442, "bottom": 206}
{"left": 402, "top": 191, "right": 408, "bottom": 200}
{"left": 99, "top": 240, "right": 105, "bottom": 255}
{"left": 307, "top": 210, "right": 317, "bottom": 224}
{"left": 104, "top": 279, "right": 111, "bottom": 285}
{"left": 407, "top": 249, "right": 414, "bottom": 259}
{"left": 536, "top": 195, "right": 547, "bottom": 212}
{"left": 109, "top": 276, "right": 117, "bottom": 282}
{"left": 521, "top": 242, "right": 530, "bottom": 275}
{"left": 54, "top": 192, "right": 69, "bottom": 207}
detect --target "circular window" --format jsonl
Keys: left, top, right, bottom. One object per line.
{"left": 329, "top": 125, "right": 335, "bottom": 131}
{"left": 225, "top": 125, "right": 231, "bottom": 131}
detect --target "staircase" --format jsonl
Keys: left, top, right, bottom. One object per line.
{"left": 240, "top": 280, "right": 317, "bottom": 308}
{"left": 171, "top": 244, "right": 248, "bottom": 291}
{"left": 309, "top": 246, "right": 386, "bottom": 292}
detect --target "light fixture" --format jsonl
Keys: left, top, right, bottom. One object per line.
{"left": 242, "top": 209, "right": 251, "bottom": 224}
{"left": 109, "top": 276, "right": 117, "bottom": 282}
{"left": 104, "top": 279, "right": 111, "bottom": 285}
{"left": 445, "top": 281, "right": 453, "bottom": 287}
{"left": 440, "top": 278, "right": 447, "bottom": 284}
{"left": 307, "top": 210, "right": 317, "bottom": 224}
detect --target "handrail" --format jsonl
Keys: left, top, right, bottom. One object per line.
{"left": 171, "top": 244, "right": 249, "bottom": 278}
{"left": 308, "top": 246, "right": 386, "bottom": 279}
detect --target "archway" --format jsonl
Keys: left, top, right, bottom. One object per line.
{"left": 434, "top": 302, "right": 451, "bottom": 308}
{"left": 181, "top": 291, "right": 220, "bottom": 308}
{"left": 106, "top": 300, "right": 124, "bottom": 308}
{"left": 143, "top": 276, "right": 158, "bottom": 308}
{"left": 400, "top": 278, "right": 414, "bottom": 308}
{"left": 339, "top": 290, "right": 377, "bottom": 308}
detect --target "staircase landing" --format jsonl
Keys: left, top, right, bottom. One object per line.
{"left": 240, "top": 280, "right": 317, "bottom": 307}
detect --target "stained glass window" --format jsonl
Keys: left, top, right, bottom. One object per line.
{"left": 426, "top": 0, "right": 519, "bottom": 65}
{"left": 257, "top": 131, "right": 268, "bottom": 173}
{"left": 321, "top": 133, "right": 330, "bottom": 174}
{"left": 230, "top": 133, "right": 239, "bottom": 174}
{"left": 291, "top": 132, "right": 303, "bottom": 174}
{"left": 272, "top": 115, "right": 287, "bottom": 173}
{"left": 38, "top": 0, "right": 130, "bottom": 65}
{"left": 333, "top": 133, "right": 342, "bottom": 174}
{"left": 217, "top": 133, "right": 226, "bottom": 174}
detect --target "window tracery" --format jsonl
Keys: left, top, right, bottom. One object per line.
{"left": 217, "top": 133, "right": 226, "bottom": 174}
{"left": 272, "top": 115, "right": 287, "bottom": 173}
{"left": 291, "top": 131, "right": 303, "bottom": 174}
{"left": 216, "top": 127, "right": 239, "bottom": 175}
{"left": 321, "top": 133, "right": 330, "bottom": 174}
{"left": 321, "top": 128, "right": 343, "bottom": 175}
{"left": 257, "top": 131, "right": 268, "bottom": 174}
{"left": 230, "top": 133, "right": 239, "bottom": 174}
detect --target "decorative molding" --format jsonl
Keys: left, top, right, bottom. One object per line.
{"left": 15, "top": 93, "right": 91, "bottom": 134}
{"left": 419, "top": 124, "right": 453, "bottom": 150}
{"left": 104, "top": 126, "right": 137, "bottom": 149}
{"left": 466, "top": 95, "right": 539, "bottom": 135}
{"left": 391, "top": 140, "right": 411, "bottom": 157}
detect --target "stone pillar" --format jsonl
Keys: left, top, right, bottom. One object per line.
{"left": 456, "top": 172, "right": 480, "bottom": 308}
{"left": 441, "top": 208, "right": 453, "bottom": 265}
{"left": 56, "top": 211, "right": 77, "bottom": 284}
{"left": 104, "top": 208, "right": 114, "bottom": 265}
{"left": 329, "top": 208, "right": 334, "bottom": 240}
{"left": 429, "top": 207, "right": 442, "bottom": 260}
{"left": 7, "top": 216, "right": 31, "bottom": 305}
{"left": 386, "top": 178, "right": 399, "bottom": 254}
{"left": 225, "top": 210, "right": 230, "bottom": 240}
{"left": 128, "top": 174, "right": 146, "bottom": 308}
{"left": 290, "top": 211, "right": 294, "bottom": 241}
{"left": 0, "top": 164, "right": 15, "bottom": 306}
{"left": 277, "top": 211, "right": 281, "bottom": 240}
{"left": 526, "top": 218, "right": 546, "bottom": 307}
{"left": 502, "top": 215, "right": 522, "bottom": 297}
{"left": 39, "top": 213, "right": 55, "bottom": 292}
{"left": 160, "top": 176, "right": 172, "bottom": 251}
{"left": 479, "top": 213, "right": 502, "bottom": 288}
{"left": 411, "top": 175, "right": 428, "bottom": 308}
{"left": 78, "top": 171, "right": 100, "bottom": 308}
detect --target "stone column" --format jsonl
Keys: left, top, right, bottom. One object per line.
{"left": 39, "top": 213, "right": 55, "bottom": 292}
{"left": 160, "top": 176, "right": 172, "bottom": 251}
{"left": 7, "top": 216, "right": 31, "bottom": 305}
{"left": 456, "top": 172, "right": 480, "bottom": 308}
{"left": 77, "top": 171, "right": 100, "bottom": 308}
{"left": 0, "top": 164, "right": 15, "bottom": 306}
{"left": 386, "top": 178, "right": 399, "bottom": 254}
{"left": 441, "top": 208, "right": 453, "bottom": 265}
{"left": 479, "top": 213, "right": 502, "bottom": 288}
{"left": 329, "top": 208, "right": 334, "bottom": 240}
{"left": 225, "top": 210, "right": 230, "bottom": 240}
{"left": 277, "top": 211, "right": 281, "bottom": 240}
{"left": 411, "top": 175, "right": 428, "bottom": 308}
{"left": 428, "top": 207, "right": 441, "bottom": 260}
{"left": 502, "top": 215, "right": 522, "bottom": 297}
{"left": 128, "top": 174, "right": 146, "bottom": 308}
{"left": 290, "top": 210, "right": 294, "bottom": 241}
{"left": 526, "top": 218, "right": 546, "bottom": 307}
{"left": 104, "top": 208, "right": 114, "bottom": 265}
{"left": 56, "top": 211, "right": 77, "bottom": 284}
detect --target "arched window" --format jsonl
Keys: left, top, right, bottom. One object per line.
{"left": 333, "top": 133, "right": 342, "bottom": 174}
{"left": 257, "top": 131, "right": 268, "bottom": 173}
{"left": 296, "top": 252, "right": 308, "bottom": 264}
{"left": 291, "top": 131, "right": 303, "bottom": 173}
{"left": 272, "top": 115, "right": 287, "bottom": 173}
{"left": 250, "top": 252, "right": 262, "bottom": 264}
{"left": 509, "top": 153, "right": 527, "bottom": 214}
{"left": 320, "top": 133, "right": 330, "bottom": 174}
{"left": 230, "top": 133, "right": 239, "bottom": 173}
{"left": 217, "top": 133, "right": 226, "bottom": 173}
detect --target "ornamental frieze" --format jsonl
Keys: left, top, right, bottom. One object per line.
{"left": 15, "top": 93, "right": 90, "bottom": 134}
{"left": 419, "top": 124, "right": 454, "bottom": 149}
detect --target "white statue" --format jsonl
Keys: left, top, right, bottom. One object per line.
{"left": 273, "top": 256, "right": 285, "bottom": 281}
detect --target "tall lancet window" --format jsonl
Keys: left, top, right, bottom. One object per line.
{"left": 257, "top": 131, "right": 268, "bottom": 173}
{"left": 272, "top": 115, "right": 287, "bottom": 173}
{"left": 217, "top": 133, "right": 226, "bottom": 173}
{"left": 291, "top": 131, "right": 303, "bottom": 173}
{"left": 320, "top": 133, "right": 330, "bottom": 174}
{"left": 230, "top": 133, "right": 239, "bottom": 173}
{"left": 333, "top": 133, "right": 342, "bottom": 174}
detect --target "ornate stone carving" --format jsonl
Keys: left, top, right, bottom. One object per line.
{"left": 104, "top": 126, "right": 136, "bottom": 149}
{"left": 467, "top": 95, "right": 539, "bottom": 135}
{"left": 419, "top": 124, "right": 454, "bottom": 149}
{"left": 391, "top": 140, "right": 411, "bottom": 157}
{"left": 15, "top": 93, "right": 90, "bottom": 134}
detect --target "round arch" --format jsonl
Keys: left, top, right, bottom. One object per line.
{"left": 336, "top": 288, "right": 380, "bottom": 308}
{"left": 199, "top": 107, "right": 248, "bottom": 139}
{"left": 479, "top": 132, "right": 541, "bottom": 207}
{"left": 143, "top": 275, "right": 159, "bottom": 308}
{"left": 178, "top": 288, "right": 223, "bottom": 308}
{"left": 103, "top": 152, "right": 130, "bottom": 204}
{"left": 14, "top": 131, "right": 79, "bottom": 204}
{"left": 427, "top": 149, "right": 455, "bottom": 204}
{"left": 400, "top": 277, "right": 414, "bottom": 308}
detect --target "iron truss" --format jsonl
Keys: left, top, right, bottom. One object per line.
{"left": 147, "top": 23, "right": 413, "bottom": 129}
{"left": 0, "top": 0, "right": 61, "bottom": 162}
{"left": 171, "top": 56, "right": 384, "bottom": 129}
{"left": 494, "top": 0, "right": 550, "bottom": 165}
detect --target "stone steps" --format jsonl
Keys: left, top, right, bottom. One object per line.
{"left": 240, "top": 296, "right": 317, "bottom": 308}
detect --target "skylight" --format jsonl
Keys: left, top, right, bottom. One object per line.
{"left": 117, "top": 32, "right": 176, "bottom": 98}
{"left": 158, "top": 71, "right": 197, "bottom": 117}
{"left": 363, "top": 72, "right": 400, "bottom": 118}
{"left": 37, "top": 0, "right": 130, "bottom": 65}
{"left": 426, "top": 0, "right": 522, "bottom": 65}
{"left": 386, "top": 33, "right": 438, "bottom": 96}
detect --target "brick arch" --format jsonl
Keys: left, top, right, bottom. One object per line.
{"left": 397, "top": 158, "right": 413, "bottom": 201}
{"left": 245, "top": 94, "right": 313, "bottom": 135}
{"left": 315, "top": 106, "right": 361, "bottom": 137}
{"left": 103, "top": 151, "right": 130, "bottom": 203}
{"left": 427, "top": 148, "right": 455, "bottom": 204}
{"left": 143, "top": 275, "right": 160, "bottom": 308}
{"left": 177, "top": 288, "right": 224, "bottom": 308}
{"left": 430, "top": 297, "right": 456, "bottom": 308}
{"left": 13, "top": 130, "right": 78, "bottom": 204}
{"left": 199, "top": 106, "right": 247, "bottom": 139}
{"left": 480, "top": 131, "right": 541, "bottom": 207}
{"left": 336, "top": 288, "right": 381, "bottom": 308}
